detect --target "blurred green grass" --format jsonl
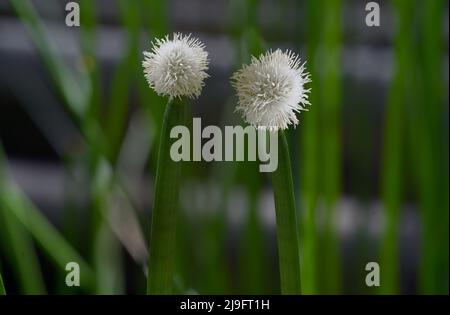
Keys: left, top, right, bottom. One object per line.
{"left": 0, "top": 0, "right": 448, "bottom": 295}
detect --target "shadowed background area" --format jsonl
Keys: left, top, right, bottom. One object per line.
{"left": 0, "top": 0, "right": 448, "bottom": 294}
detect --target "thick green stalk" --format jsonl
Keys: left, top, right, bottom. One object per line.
{"left": 0, "top": 271, "right": 5, "bottom": 295}
{"left": 272, "top": 131, "right": 302, "bottom": 294}
{"left": 147, "top": 98, "right": 186, "bottom": 294}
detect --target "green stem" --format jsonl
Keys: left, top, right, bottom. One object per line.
{"left": 0, "top": 271, "right": 5, "bottom": 295}
{"left": 147, "top": 98, "right": 186, "bottom": 294}
{"left": 272, "top": 131, "right": 302, "bottom": 294}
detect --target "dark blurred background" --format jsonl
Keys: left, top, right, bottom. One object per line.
{"left": 0, "top": 0, "right": 448, "bottom": 295}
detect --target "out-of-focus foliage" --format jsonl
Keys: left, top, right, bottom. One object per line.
{"left": 0, "top": 0, "right": 447, "bottom": 294}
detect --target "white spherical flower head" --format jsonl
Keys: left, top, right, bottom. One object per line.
{"left": 142, "top": 33, "right": 209, "bottom": 98}
{"left": 232, "top": 49, "right": 311, "bottom": 131}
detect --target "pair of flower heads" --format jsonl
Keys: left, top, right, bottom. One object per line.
{"left": 142, "top": 33, "right": 311, "bottom": 132}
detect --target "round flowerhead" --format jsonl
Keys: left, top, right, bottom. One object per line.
{"left": 232, "top": 49, "right": 311, "bottom": 131}
{"left": 142, "top": 33, "right": 209, "bottom": 99}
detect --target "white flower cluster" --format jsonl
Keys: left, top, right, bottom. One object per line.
{"left": 142, "top": 33, "right": 209, "bottom": 99}
{"left": 232, "top": 49, "right": 311, "bottom": 131}
{"left": 143, "top": 35, "right": 311, "bottom": 130}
